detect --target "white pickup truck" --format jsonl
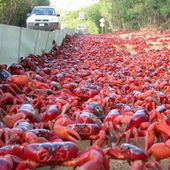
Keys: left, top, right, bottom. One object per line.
{"left": 26, "top": 6, "right": 61, "bottom": 31}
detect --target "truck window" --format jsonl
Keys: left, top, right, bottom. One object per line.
{"left": 31, "top": 8, "right": 56, "bottom": 16}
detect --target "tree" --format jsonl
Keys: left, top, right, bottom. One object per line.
{"left": 98, "top": 0, "right": 170, "bottom": 31}
{"left": 0, "top": 0, "right": 50, "bottom": 26}
{"left": 159, "top": 0, "right": 170, "bottom": 29}
{"left": 35, "top": 0, "right": 50, "bottom": 6}
{"left": 0, "top": 0, "right": 169, "bottom": 31}
{"left": 63, "top": 3, "right": 102, "bottom": 34}
{"left": 12, "top": 0, "right": 35, "bottom": 27}
{"left": 2, "top": 0, "right": 24, "bottom": 24}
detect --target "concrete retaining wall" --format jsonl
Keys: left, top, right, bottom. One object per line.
{"left": 0, "top": 24, "right": 75, "bottom": 65}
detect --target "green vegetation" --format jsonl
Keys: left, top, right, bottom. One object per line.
{"left": 63, "top": 0, "right": 170, "bottom": 33}
{"left": 0, "top": 0, "right": 169, "bottom": 33}
{"left": 63, "top": 3, "right": 102, "bottom": 34}
{"left": 0, "top": 0, "right": 49, "bottom": 27}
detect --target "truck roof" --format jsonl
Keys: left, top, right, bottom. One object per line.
{"left": 33, "top": 6, "right": 54, "bottom": 9}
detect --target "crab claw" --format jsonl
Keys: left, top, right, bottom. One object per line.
{"left": 147, "top": 139, "right": 170, "bottom": 161}
{"left": 53, "top": 124, "right": 81, "bottom": 142}
{"left": 105, "top": 143, "right": 147, "bottom": 162}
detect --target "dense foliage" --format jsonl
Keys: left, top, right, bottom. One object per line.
{"left": 0, "top": 0, "right": 49, "bottom": 27}
{"left": 99, "top": 0, "right": 170, "bottom": 31}
{"left": 0, "top": 0, "right": 169, "bottom": 33}
{"left": 63, "top": 0, "right": 170, "bottom": 33}
{"left": 63, "top": 3, "right": 102, "bottom": 34}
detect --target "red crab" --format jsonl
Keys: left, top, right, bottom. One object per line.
{"left": 105, "top": 143, "right": 147, "bottom": 170}
{"left": 145, "top": 120, "right": 170, "bottom": 152}
{"left": 0, "top": 142, "right": 79, "bottom": 169}
{"left": 64, "top": 145, "right": 109, "bottom": 170}
{"left": 117, "top": 109, "right": 149, "bottom": 145}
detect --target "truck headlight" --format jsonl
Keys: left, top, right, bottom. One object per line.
{"left": 27, "top": 22, "right": 34, "bottom": 29}
{"left": 50, "top": 18, "right": 58, "bottom": 22}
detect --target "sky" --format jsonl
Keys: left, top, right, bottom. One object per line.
{"left": 50, "top": 0, "right": 99, "bottom": 12}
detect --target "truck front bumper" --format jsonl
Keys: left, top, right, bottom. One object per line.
{"left": 27, "top": 22, "right": 60, "bottom": 31}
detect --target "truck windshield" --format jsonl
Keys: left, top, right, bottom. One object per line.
{"left": 31, "top": 8, "right": 56, "bottom": 16}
